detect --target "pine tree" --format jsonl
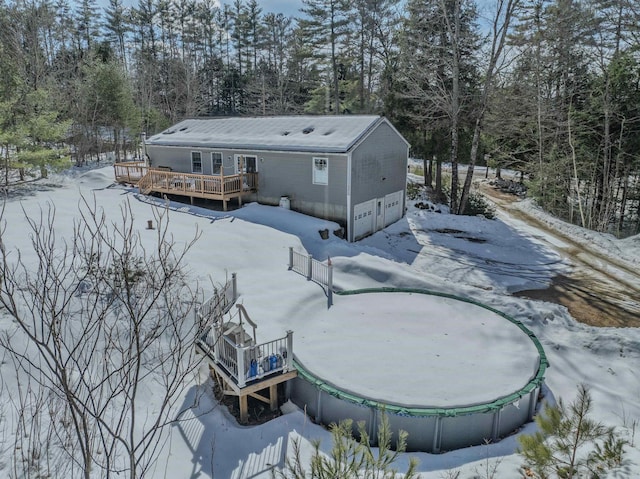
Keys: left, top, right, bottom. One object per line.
{"left": 518, "top": 385, "right": 627, "bottom": 479}
{"left": 103, "top": 0, "right": 130, "bottom": 66}
{"left": 274, "top": 413, "right": 418, "bottom": 479}
{"left": 299, "top": 0, "right": 352, "bottom": 114}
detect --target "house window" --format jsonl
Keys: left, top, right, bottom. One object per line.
{"left": 211, "top": 152, "right": 222, "bottom": 175}
{"left": 313, "top": 157, "right": 328, "bottom": 185}
{"left": 191, "top": 151, "right": 202, "bottom": 173}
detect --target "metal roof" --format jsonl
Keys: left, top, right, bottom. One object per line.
{"left": 146, "top": 115, "right": 403, "bottom": 154}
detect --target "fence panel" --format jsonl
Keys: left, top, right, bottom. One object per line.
{"left": 219, "top": 336, "right": 239, "bottom": 379}
{"left": 245, "top": 332, "right": 293, "bottom": 381}
{"left": 288, "top": 248, "right": 333, "bottom": 306}
{"left": 311, "top": 260, "right": 329, "bottom": 287}
{"left": 290, "top": 250, "right": 310, "bottom": 277}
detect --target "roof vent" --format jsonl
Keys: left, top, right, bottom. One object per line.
{"left": 179, "top": 127, "right": 188, "bottom": 132}
{"left": 162, "top": 129, "right": 175, "bottom": 135}
{"left": 282, "top": 131, "right": 291, "bottom": 136}
{"left": 302, "top": 126, "right": 315, "bottom": 134}
{"left": 323, "top": 129, "right": 334, "bottom": 136}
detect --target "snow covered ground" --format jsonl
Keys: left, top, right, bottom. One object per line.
{"left": 1, "top": 166, "right": 639, "bottom": 478}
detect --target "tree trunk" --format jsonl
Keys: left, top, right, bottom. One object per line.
{"left": 425, "top": 157, "right": 433, "bottom": 187}
{"left": 435, "top": 159, "right": 443, "bottom": 198}
{"left": 448, "top": 0, "right": 461, "bottom": 214}
{"left": 458, "top": 0, "right": 518, "bottom": 215}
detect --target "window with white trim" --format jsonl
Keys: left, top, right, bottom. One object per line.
{"left": 312, "top": 157, "right": 328, "bottom": 185}
{"left": 191, "top": 151, "right": 202, "bottom": 173}
{"left": 211, "top": 152, "right": 222, "bottom": 174}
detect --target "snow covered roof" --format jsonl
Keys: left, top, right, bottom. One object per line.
{"left": 146, "top": 115, "right": 404, "bottom": 153}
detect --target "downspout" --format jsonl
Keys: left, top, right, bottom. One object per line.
{"left": 141, "top": 132, "right": 148, "bottom": 165}
{"left": 346, "top": 152, "right": 353, "bottom": 242}
{"left": 404, "top": 144, "right": 410, "bottom": 217}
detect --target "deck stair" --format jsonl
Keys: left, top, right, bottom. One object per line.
{"left": 195, "top": 274, "right": 296, "bottom": 423}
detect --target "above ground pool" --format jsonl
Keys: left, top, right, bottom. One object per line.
{"left": 287, "top": 288, "right": 548, "bottom": 453}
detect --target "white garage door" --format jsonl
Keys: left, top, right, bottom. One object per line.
{"left": 353, "top": 199, "right": 375, "bottom": 240}
{"left": 384, "top": 190, "right": 403, "bottom": 227}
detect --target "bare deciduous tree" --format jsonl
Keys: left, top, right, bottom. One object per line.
{"left": 0, "top": 195, "right": 205, "bottom": 479}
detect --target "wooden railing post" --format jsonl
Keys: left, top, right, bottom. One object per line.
{"left": 307, "top": 255, "right": 313, "bottom": 280}
{"left": 288, "top": 247, "right": 294, "bottom": 270}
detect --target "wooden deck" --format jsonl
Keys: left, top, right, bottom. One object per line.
{"left": 194, "top": 280, "right": 297, "bottom": 423}
{"left": 114, "top": 162, "right": 257, "bottom": 211}
{"left": 197, "top": 341, "right": 297, "bottom": 423}
{"left": 114, "top": 161, "right": 148, "bottom": 184}
{"left": 196, "top": 329, "right": 297, "bottom": 423}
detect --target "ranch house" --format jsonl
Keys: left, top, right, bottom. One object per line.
{"left": 128, "top": 115, "right": 409, "bottom": 242}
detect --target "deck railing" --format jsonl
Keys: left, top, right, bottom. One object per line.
{"left": 198, "top": 330, "right": 294, "bottom": 388}
{"left": 136, "top": 169, "right": 257, "bottom": 196}
{"left": 195, "top": 274, "right": 294, "bottom": 387}
{"left": 114, "top": 161, "right": 148, "bottom": 184}
{"left": 198, "top": 274, "right": 238, "bottom": 328}
{"left": 114, "top": 163, "right": 258, "bottom": 209}
{"left": 288, "top": 247, "right": 333, "bottom": 307}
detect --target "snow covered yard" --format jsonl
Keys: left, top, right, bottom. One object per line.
{"left": 1, "top": 166, "right": 639, "bottom": 478}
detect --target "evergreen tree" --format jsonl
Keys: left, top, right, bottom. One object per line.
{"left": 79, "top": 59, "right": 138, "bottom": 162}
{"left": 274, "top": 413, "right": 418, "bottom": 479}
{"left": 519, "top": 385, "right": 627, "bottom": 479}
{"left": 397, "top": 0, "right": 479, "bottom": 205}
{"left": 103, "top": 0, "right": 131, "bottom": 66}
{"left": 299, "top": 0, "right": 352, "bottom": 114}
{"left": 74, "top": 0, "right": 100, "bottom": 53}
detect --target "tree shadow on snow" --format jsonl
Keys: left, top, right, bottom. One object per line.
{"left": 172, "top": 384, "right": 291, "bottom": 479}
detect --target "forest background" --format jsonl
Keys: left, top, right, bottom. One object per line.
{"left": 1, "top": 0, "right": 640, "bottom": 237}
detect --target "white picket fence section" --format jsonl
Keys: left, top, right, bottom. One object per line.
{"left": 288, "top": 247, "right": 333, "bottom": 307}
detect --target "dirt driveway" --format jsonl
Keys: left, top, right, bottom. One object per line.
{"left": 481, "top": 185, "right": 640, "bottom": 328}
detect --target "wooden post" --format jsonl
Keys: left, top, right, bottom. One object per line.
{"left": 269, "top": 384, "right": 278, "bottom": 411}
{"left": 288, "top": 247, "right": 293, "bottom": 270}
{"left": 239, "top": 394, "right": 248, "bottom": 423}
{"left": 221, "top": 160, "right": 226, "bottom": 209}
{"left": 307, "top": 254, "right": 313, "bottom": 280}
{"left": 239, "top": 156, "right": 244, "bottom": 208}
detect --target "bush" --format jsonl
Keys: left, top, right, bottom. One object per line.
{"left": 406, "top": 181, "right": 425, "bottom": 201}
{"left": 461, "top": 191, "right": 496, "bottom": 219}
